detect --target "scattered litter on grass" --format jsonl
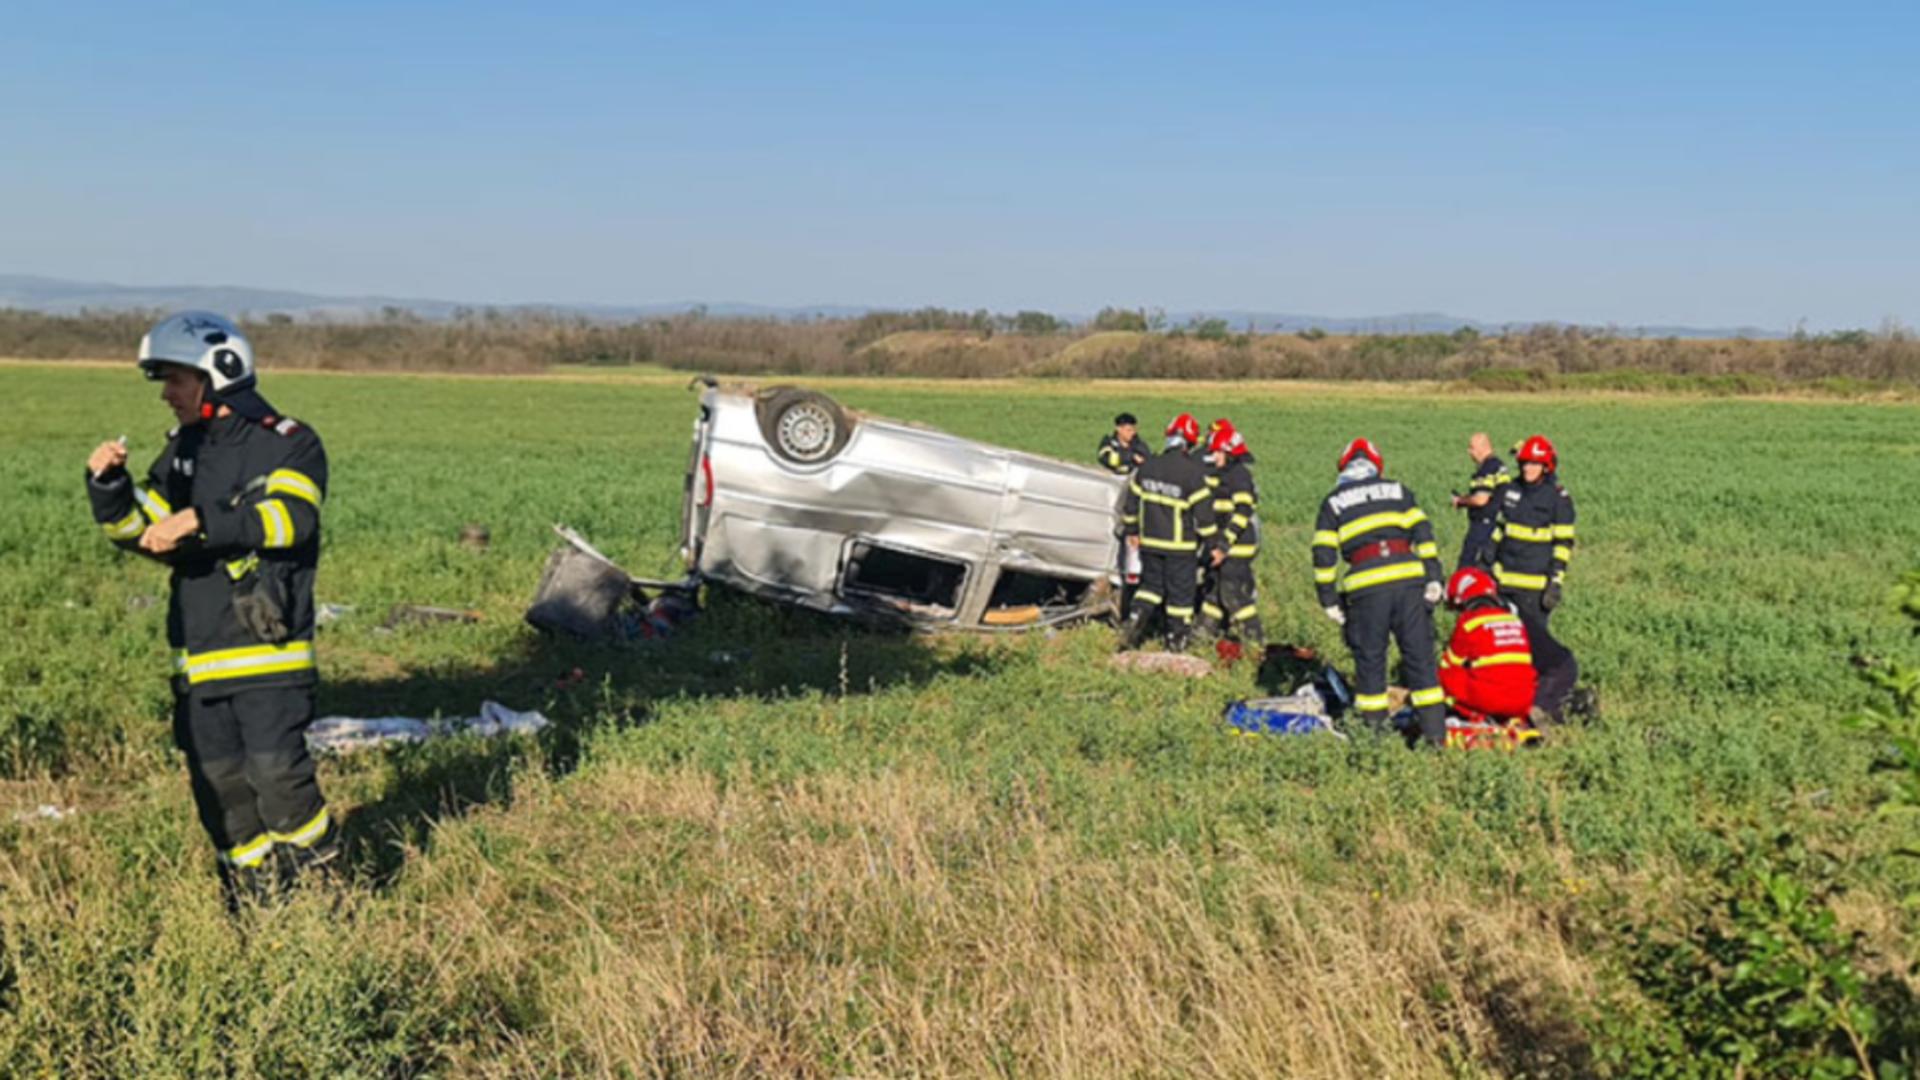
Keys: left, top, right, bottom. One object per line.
{"left": 126, "top": 594, "right": 157, "bottom": 611}
{"left": 316, "top": 602, "right": 354, "bottom": 626}
{"left": 384, "top": 604, "right": 482, "bottom": 629}
{"left": 1110, "top": 651, "right": 1213, "bottom": 678}
{"left": 10, "top": 804, "right": 77, "bottom": 824}
{"left": 459, "top": 523, "right": 491, "bottom": 551}
{"left": 307, "top": 701, "right": 550, "bottom": 755}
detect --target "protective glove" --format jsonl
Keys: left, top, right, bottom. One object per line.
{"left": 1542, "top": 581, "right": 1563, "bottom": 611}
{"left": 1322, "top": 605, "right": 1345, "bottom": 626}
{"left": 1423, "top": 581, "right": 1444, "bottom": 607}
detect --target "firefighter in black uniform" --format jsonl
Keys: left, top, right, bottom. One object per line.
{"left": 1312, "top": 438, "right": 1447, "bottom": 745}
{"left": 85, "top": 311, "right": 336, "bottom": 910}
{"left": 1450, "top": 431, "right": 1511, "bottom": 570}
{"left": 1196, "top": 419, "right": 1264, "bottom": 647}
{"left": 1096, "top": 412, "right": 1151, "bottom": 475}
{"left": 1119, "top": 416, "right": 1219, "bottom": 652}
{"left": 1483, "top": 434, "right": 1580, "bottom": 722}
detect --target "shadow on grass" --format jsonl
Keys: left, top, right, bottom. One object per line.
{"left": 319, "top": 591, "right": 1005, "bottom": 887}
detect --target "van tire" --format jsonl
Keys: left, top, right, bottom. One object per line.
{"left": 761, "top": 388, "right": 852, "bottom": 464}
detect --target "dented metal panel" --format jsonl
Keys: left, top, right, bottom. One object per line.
{"left": 682, "top": 382, "right": 1124, "bottom": 629}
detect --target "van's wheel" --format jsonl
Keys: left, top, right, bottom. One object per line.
{"left": 761, "top": 388, "right": 851, "bottom": 464}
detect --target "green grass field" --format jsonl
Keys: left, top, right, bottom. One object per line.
{"left": 3, "top": 363, "right": 1918, "bottom": 1076}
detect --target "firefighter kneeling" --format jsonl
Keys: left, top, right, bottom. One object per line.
{"left": 1438, "top": 567, "right": 1543, "bottom": 750}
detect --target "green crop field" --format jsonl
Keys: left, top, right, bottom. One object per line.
{"left": 3, "top": 362, "right": 1918, "bottom": 1076}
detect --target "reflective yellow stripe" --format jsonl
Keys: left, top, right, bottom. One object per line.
{"left": 1337, "top": 510, "right": 1422, "bottom": 544}
{"left": 1415, "top": 542, "right": 1439, "bottom": 559}
{"left": 1502, "top": 523, "right": 1554, "bottom": 542}
{"left": 1231, "top": 604, "right": 1258, "bottom": 621}
{"left": 1312, "top": 530, "right": 1339, "bottom": 548}
{"left": 1355, "top": 693, "right": 1391, "bottom": 712}
{"left": 1232, "top": 492, "right": 1255, "bottom": 505}
{"left": 271, "top": 807, "right": 330, "bottom": 848}
{"left": 224, "top": 555, "right": 260, "bottom": 581}
{"left": 1552, "top": 524, "right": 1577, "bottom": 540}
{"left": 1133, "top": 590, "right": 1163, "bottom": 605}
{"left": 1229, "top": 514, "right": 1250, "bottom": 529}
{"left": 265, "top": 469, "right": 323, "bottom": 508}
{"left": 1493, "top": 565, "right": 1548, "bottom": 591}
{"left": 1184, "top": 489, "right": 1211, "bottom": 508}
{"left": 102, "top": 508, "right": 146, "bottom": 540}
{"left": 1474, "top": 652, "right": 1533, "bottom": 667}
{"left": 1341, "top": 560, "right": 1426, "bottom": 592}
{"left": 1141, "top": 538, "right": 1196, "bottom": 552}
{"left": 135, "top": 486, "right": 173, "bottom": 523}
{"left": 1443, "top": 649, "right": 1465, "bottom": 666}
{"left": 1409, "top": 687, "right": 1445, "bottom": 707}
{"left": 1195, "top": 525, "right": 1219, "bottom": 537}
{"left": 1201, "top": 602, "right": 1225, "bottom": 618}
{"left": 1552, "top": 545, "right": 1573, "bottom": 562}
{"left": 1121, "top": 515, "right": 1139, "bottom": 524}
{"left": 1227, "top": 544, "right": 1258, "bottom": 558}
{"left": 177, "top": 642, "right": 316, "bottom": 686}
{"left": 224, "top": 834, "right": 274, "bottom": 869}
{"left": 1313, "top": 566, "right": 1339, "bottom": 584}
{"left": 1165, "top": 606, "right": 1194, "bottom": 619}
{"left": 256, "top": 499, "right": 294, "bottom": 549}
{"left": 1461, "top": 613, "right": 1520, "bottom": 632}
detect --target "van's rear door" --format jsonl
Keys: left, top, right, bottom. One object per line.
{"left": 679, "top": 384, "right": 717, "bottom": 569}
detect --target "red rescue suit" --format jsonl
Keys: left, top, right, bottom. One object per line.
{"left": 1439, "top": 600, "right": 1537, "bottom": 720}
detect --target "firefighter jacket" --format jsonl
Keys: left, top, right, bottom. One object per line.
{"left": 1096, "top": 432, "right": 1151, "bottom": 475}
{"left": 88, "top": 412, "right": 327, "bottom": 698}
{"left": 1206, "top": 453, "right": 1260, "bottom": 558}
{"left": 1463, "top": 454, "right": 1510, "bottom": 525}
{"left": 1122, "top": 450, "right": 1219, "bottom": 555}
{"left": 1311, "top": 475, "right": 1443, "bottom": 607}
{"left": 1439, "top": 598, "right": 1537, "bottom": 718}
{"left": 1487, "top": 473, "right": 1575, "bottom": 592}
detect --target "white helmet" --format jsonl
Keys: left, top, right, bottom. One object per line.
{"left": 138, "top": 311, "right": 256, "bottom": 393}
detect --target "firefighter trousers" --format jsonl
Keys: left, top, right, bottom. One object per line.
{"left": 1457, "top": 520, "right": 1496, "bottom": 574}
{"left": 1200, "top": 556, "right": 1263, "bottom": 645}
{"left": 1128, "top": 548, "right": 1198, "bottom": 642}
{"left": 1505, "top": 590, "right": 1580, "bottom": 721}
{"left": 1343, "top": 583, "right": 1445, "bottom": 744}
{"left": 173, "top": 684, "right": 334, "bottom": 894}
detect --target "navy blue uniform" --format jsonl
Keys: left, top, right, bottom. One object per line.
{"left": 1456, "top": 454, "right": 1511, "bottom": 570}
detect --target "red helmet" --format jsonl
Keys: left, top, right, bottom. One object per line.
{"left": 1446, "top": 566, "right": 1499, "bottom": 607}
{"left": 1206, "top": 419, "right": 1248, "bottom": 457}
{"left": 1338, "top": 437, "right": 1382, "bottom": 472}
{"left": 1516, "top": 435, "right": 1557, "bottom": 472}
{"left": 1167, "top": 413, "right": 1201, "bottom": 445}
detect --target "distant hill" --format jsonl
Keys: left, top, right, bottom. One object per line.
{"left": 0, "top": 273, "right": 1781, "bottom": 339}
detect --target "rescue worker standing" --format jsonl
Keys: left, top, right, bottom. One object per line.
{"left": 1450, "top": 432, "right": 1510, "bottom": 570}
{"left": 1483, "top": 434, "right": 1580, "bottom": 722}
{"left": 1311, "top": 438, "right": 1447, "bottom": 745}
{"left": 1096, "top": 412, "right": 1151, "bottom": 474}
{"left": 1196, "top": 420, "right": 1264, "bottom": 647}
{"left": 1438, "top": 567, "right": 1537, "bottom": 722}
{"left": 1120, "top": 416, "right": 1219, "bottom": 652}
{"left": 84, "top": 311, "right": 336, "bottom": 910}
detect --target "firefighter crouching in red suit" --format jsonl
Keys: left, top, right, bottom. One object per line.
{"left": 1438, "top": 567, "right": 1541, "bottom": 747}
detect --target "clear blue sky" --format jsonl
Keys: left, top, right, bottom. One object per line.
{"left": 3, "top": 1, "right": 1914, "bottom": 329}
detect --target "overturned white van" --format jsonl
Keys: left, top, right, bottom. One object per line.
{"left": 679, "top": 378, "right": 1125, "bottom": 630}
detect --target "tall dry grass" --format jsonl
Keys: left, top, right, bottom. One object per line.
{"left": 1, "top": 763, "right": 1603, "bottom": 1077}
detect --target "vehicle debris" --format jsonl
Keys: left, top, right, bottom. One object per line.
{"left": 526, "top": 525, "right": 698, "bottom": 641}
{"left": 384, "top": 604, "right": 482, "bottom": 629}
{"left": 9, "top": 804, "right": 77, "bottom": 824}
{"left": 306, "top": 700, "right": 550, "bottom": 755}
{"left": 1109, "top": 651, "right": 1213, "bottom": 678}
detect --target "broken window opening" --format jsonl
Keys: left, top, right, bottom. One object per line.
{"left": 987, "top": 569, "right": 1090, "bottom": 612}
{"left": 842, "top": 542, "right": 968, "bottom": 613}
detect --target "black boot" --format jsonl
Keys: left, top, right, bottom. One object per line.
{"left": 1163, "top": 624, "right": 1193, "bottom": 654}
{"left": 1238, "top": 617, "right": 1266, "bottom": 650}
{"left": 1118, "top": 612, "right": 1150, "bottom": 651}
{"left": 218, "top": 861, "right": 274, "bottom": 914}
